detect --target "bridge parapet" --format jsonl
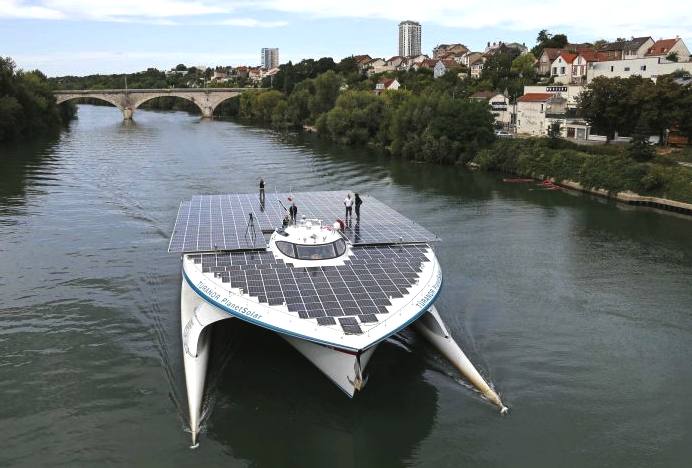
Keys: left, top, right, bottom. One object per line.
{"left": 53, "top": 88, "right": 265, "bottom": 120}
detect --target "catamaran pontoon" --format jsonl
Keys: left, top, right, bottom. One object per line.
{"left": 169, "top": 191, "right": 507, "bottom": 447}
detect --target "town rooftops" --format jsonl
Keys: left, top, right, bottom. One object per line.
{"left": 557, "top": 52, "right": 578, "bottom": 63}
{"left": 599, "top": 36, "right": 652, "bottom": 52}
{"left": 470, "top": 91, "right": 495, "bottom": 100}
{"left": 517, "top": 93, "right": 555, "bottom": 103}
{"left": 378, "top": 78, "right": 397, "bottom": 87}
{"left": 578, "top": 50, "right": 609, "bottom": 62}
{"left": 352, "top": 54, "right": 373, "bottom": 64}
{"left": 646, "top": 38, "right": 680, "bottom": 56}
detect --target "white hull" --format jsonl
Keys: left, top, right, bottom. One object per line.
{"left": 281, "top": 335, "right": 377, "bottom": 397}
{"left": 180, "top": 278, "right": 233, "bottom": 448}
{"left": 414, "top": 306, "right": 508, "bottom": 413}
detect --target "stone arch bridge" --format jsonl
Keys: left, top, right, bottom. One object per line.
{"left": 54, "top": 88, "right": 261, "bottom": 120}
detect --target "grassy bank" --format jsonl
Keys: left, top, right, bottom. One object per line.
{"left": 473, "top": 138, "right": 692, "bottom": 204}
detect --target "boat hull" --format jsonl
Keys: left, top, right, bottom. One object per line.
{"left": 281, "top": 335, "right": 377, "bottom": 397}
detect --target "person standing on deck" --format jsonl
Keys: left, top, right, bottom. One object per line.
{"left": 289, "top": 201, "right": 298, "bottom": 223}
{"left": 259, "top": 178, "right": 265, "bottom": 202}
{"left": 344, "top": 193, "right": 353, "bottom": 222}
{"left": 354, "top": 193, "right": 362, "bottom": 220}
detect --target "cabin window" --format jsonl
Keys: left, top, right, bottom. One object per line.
{"left": 276, "top": 241, "right": 296, "bottom": 258}
{"left": 296, "top": 243, "right": 338, "bottom": 260}
{"left": 624, "top": 67, "right": 630, "bottom": 71}
{"left": 641, "top": 65, "right": 647, "bottom": 71}
{"left": 334, "top": 239, "right": 347, "bottom": 256}
{"left": 277, "top": 239, "right": 347, "bottom": 260}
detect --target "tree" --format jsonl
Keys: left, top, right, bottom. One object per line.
{"left": 175, "top": 64, "right": 187, "bottom": 71}
{"left": 531, "top": 30, "right": 569, "bottom": 57}
{"left": 627, "top": 121, "right": 655, "bottom": 161}
{"left": 0, "top": 56, "right": 75, "bottom": 142}
{"left": 577, "top": 76, "right": 631, "bottom": 141}
{"left": 548, "top": 121, "right": 562, "bottom": 139}
{"left": 308, "top": 70, "right": 341, "bottom": 119}
{"left": 536, "top": 30, "right": 551, "bottom": 44}
{"left": 511, "top": 53, "right": 537, "bottom": 79}
{"left": 666, "top": 52, "right": 679, "bottom": 62}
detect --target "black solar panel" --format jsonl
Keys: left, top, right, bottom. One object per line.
{"left": 169, "top": 191, "right": 438, "bottom": 253}
{"left": 189, "top": 244, "right": 432, "bottom": 335}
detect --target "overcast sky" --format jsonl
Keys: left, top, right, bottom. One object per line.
{"left": 2, "top": 0, "right": 690, "bottom": 76}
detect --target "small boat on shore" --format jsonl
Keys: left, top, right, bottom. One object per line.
{"left": 169, "top": 191, "right": 508, "bottom": 447}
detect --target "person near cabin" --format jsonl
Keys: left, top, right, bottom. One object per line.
{"left": 354, "top": 193, "right": 362, "bottom": 220}
{"left": 289, "top": 201, "right": 298, "bottom": 223}
{"left": 344, "top": 193, "right": 353, "bottom": 221}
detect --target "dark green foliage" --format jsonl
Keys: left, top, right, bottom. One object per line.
{"left": 577, "top": 75, "right": 689, "bottom": 142}
{"left": 548, "top": 121, "right": 562, "bottom": 139}
{"left": 531, "top": 31, "right": 569, "bottom": 58}
{"left": 472, "top": 138, "right": 692, "bottom": 203}
{"left": 0, "top": 57, "right": 75, "bottom": 142}
{"left": 627, "top": 121, "right": 655, "bottom": 162}
{"left": 666, "top": 52, "right": 679, "bottom": 62}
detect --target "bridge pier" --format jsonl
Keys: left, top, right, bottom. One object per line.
{"left": 201, "top": 106, "right": 214, "bottom": 119}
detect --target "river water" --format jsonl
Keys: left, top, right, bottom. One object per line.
{"left": 1, "top": 105, "right": 691, "bottom": 467}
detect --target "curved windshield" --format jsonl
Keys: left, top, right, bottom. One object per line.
{"left": 276, "top": 239, "right": 347, "bottom": 260}
{"left": 334, "top": 239, "right": 346, "bottom": 256}
{"left": 276, "top": 241, "right": 296, "bottom": 258}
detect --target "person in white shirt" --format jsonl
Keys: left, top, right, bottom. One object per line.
{"left": 343, "top": 193, "right": 353, "bottom": 221}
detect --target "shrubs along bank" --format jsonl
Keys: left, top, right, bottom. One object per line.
{"left": 231, "top": 70, "right": 497, "bottom": 164}
{"left": 474, "top": 139, "right": 692, "bottom": 204}
{"left": 0, "top": 57, "right": 75, "bottom": 143}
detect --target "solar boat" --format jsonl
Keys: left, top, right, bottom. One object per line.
{"left": 169, "top": 191, "right": 507, "bottom": 447}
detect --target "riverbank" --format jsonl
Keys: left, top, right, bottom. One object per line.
{"left": 0, "top": 57, "right": 76, "bottom": 143}
{"left": 472, "top": 138, "right": 692, "bottom": 207}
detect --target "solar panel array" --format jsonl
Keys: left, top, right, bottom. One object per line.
{"left": 169, "top": 191, "right": 438, "bottom": 253}
{"left": 187, "top": 244, "right": 431, "bottom": 335}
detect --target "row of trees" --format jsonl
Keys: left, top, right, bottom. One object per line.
{"left": 232, "top": 68, "right": 496, "bottom": 164}
{"left": 577, "top": 74, "right": 692, "bottom": 143}
{"left": 1, "top": 57, "right": 75, "bottom": 143}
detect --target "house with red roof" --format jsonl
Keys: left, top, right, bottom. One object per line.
{"left": 516, "top": 93, "right": 567, "bottom": 136}
{"left": 374, "top": 78, "right": 401, "bottom": 95}
{"left": 549, "top": 53, "right": 579, "bottom": 84}
{"left": 646, "top": 38, "right": 690, "bottom": 62}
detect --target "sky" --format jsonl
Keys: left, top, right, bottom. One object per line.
{"left": 1, "top": 0, "right": 690, "bottom": 76}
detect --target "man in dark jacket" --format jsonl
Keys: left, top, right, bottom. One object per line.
{"left": 289, "top": 202, "right": 298, "bottom": 223}
{"left": 354, "top": 193, "right": 363, "bottom": 220}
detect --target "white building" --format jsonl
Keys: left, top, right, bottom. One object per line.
{"left": 586, "top": 57, "right": 692, "bottom": 82}
{"left": 523, "top": 85, "right": 585, "bottom": 109}
{"left": 469, "top": 55, "right": 485, "bottom": 78}
{"left": 516, "top": 93, "right": 567, "bottom": 136}
{"left": 261, "top": 48, "right": 279, "bottom": 70}
{"left": 433, "top": 59, "right": 460, "bottom": 78}
{"left": 374, "top": 78, "right": 401, "bottom": 94}
{"left": 399, "top": 20, "right": 422, "bottom": 57}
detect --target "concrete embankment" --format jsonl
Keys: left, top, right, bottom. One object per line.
{"left": 555, "top": 180, "right": 692, "bottom": 216}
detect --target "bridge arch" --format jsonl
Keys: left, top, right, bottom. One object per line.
{"left": 210, "top": 93, "right": 242, "bottom": 117}
{"left": 132, "top": 93, "right": 206, "bottom": 117}
{"left": 55, "top": 94, "right": 123, "bottom": 110}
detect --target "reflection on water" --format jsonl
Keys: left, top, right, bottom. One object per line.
{"left": 1, "top": 105, "right": 691, "bottom": 467}
{"left": 207, "top": 323, "right": 437, "bottom": 468}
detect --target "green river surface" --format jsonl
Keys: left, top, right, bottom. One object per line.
{"left": 1, "top": 105, "right": 691, "bottom": 467}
